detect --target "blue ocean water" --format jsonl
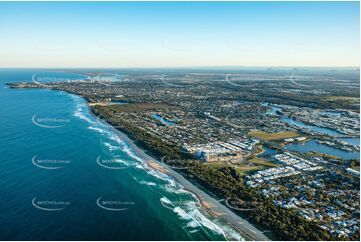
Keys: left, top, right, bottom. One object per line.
{"left": 0, "top": 69, "right": 241, "bottom": 240}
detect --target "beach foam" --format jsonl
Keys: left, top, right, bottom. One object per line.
{"left": 120, "top": 145, "right": 144, "bottom": 163}
{"left": 103, "top": 142, "right": 120, "bottom": 151}
{"left": 71, "top": 95, "right": 95, "bottom": 124}
{"left": 88, "top": 126, "right": 109, "bottom": 135}
{"left": 133, "top": 177, "right": 157, "bottom": 186}
{"left": 78, "top": 95, "right": 243, "bottom": 241}
{"left": 187, "top": 221, "right": 199, "bottom": 228}
{"left": 140, "top": 180, "right": 157, "bottom": 186}
{"left": 173, "top": 206, "right": 193, "bottom": 221}
{"left": 160, "top": 196, "right": 172, "bottom": 205}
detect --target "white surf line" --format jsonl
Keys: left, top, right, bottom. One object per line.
{"left": 87, "top": 100, "right": 267, "bottom": 241}
{"left": 129, "top": 143, "right": 244, "bottom": 240}
{"left": 119, "top": 146, "right": 232, "bottom": 239}
{"left": 172, "top": 201, "right": 229, "bottom": 240}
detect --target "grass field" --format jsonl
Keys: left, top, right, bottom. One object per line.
{"left": 207, "top": 158, "right": 277, "bottom": 176}
{"left": 324, "top": 96, "right": 360, "bottom": 103}
{"left": 248, "top": 157, "right": 278, "bottom": 167}
{"left": 236, "top": 165, "right": 264, "bottom": 175}
{"left": 206, "top": 161, "right": 262, "bottom": 174}
{"left": 249, "top": 131, "right": 300, "bottom": 141}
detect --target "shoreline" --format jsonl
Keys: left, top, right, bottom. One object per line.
{"left": 86, "top": 102, "right": 270, "bottom": 241}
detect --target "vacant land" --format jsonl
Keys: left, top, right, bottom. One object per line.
{"left": 206, "top": 161, "right": 264, "bottom": 176}
{"left": 249, "top": 131, "right": 300, "bottom": 141}
{"left": 235, "top": 165, "right": 264, "bottom": 175}
{"left": 247, "top": 157, "right": 278, "bottom": 167}
{"left": 324, "top": 96, "right": 360, "bottom": 103}
{"left": 206, "top": 158, "right": 277, "bottom": 176}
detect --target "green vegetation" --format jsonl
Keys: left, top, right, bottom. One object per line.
{"left": 248, "top": 157, "right": 278, "bottom": 167}
{"left": 206, "top": 157, "right": 277, "bottom": 176}
{"left": 349, "top": 159, "right": 360, "bottom": 170}
{"left": 104, "top": 103, "right": 177, "bottom": 113}
{"left": 307, "top": 151, "right": 341, "bottom": 161}
{"left": 10, "top": 67, "right": 360, "bottom": 241}
{"left": 235, "top": 165, "right": 264, "bottom": 175}
{"left": 322, "top": 96, "right": 360, "bottom": 112}
{"left": 186, "top": 163, "right": 335, "bottom": 241}
{"left": 324, "top": 96, "right": 360, "bottom": 103}
{"left": 91, "top": 105, "right": 340, "bottom": 241}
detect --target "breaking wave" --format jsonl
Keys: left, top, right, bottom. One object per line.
{"left": 72, "top": 94, "right": 243, "bottom": 241}
{"left": 187, "top": 221, "right": 199, "bottom": 228}
{"left": 140, "top": 180, "right": 157, "bottom": 186}
{"left": 172, "top": 203, "right": 228, "bottom": 238}
{"left": 71, "top": 95, "right": 95, "bottom": 124}
{"left": 88, "top": 126, "right": 108, "bottom": 135}
{"left": 133, "top": 177, "right": 157, "bottom": 186}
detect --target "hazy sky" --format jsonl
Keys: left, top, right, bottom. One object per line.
{"left": 0, "top": 1, "right": 359, "bottom": 68}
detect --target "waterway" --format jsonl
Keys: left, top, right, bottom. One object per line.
{"left": 263, "top": 103, "right": 360, "bottom": 160}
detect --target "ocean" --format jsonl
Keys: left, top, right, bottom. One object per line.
{"left": 0, "top": 69, "right": 242, "bottom": 240}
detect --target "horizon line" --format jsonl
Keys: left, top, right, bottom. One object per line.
{"left": 0, "top": 66, "right": 359, "bottom": 69}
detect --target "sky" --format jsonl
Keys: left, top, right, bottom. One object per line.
{"left": 0, "top": 1, "right": 359, "bottom": 68}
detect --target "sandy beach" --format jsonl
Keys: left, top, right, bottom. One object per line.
{"left": 89, "top": 104, "right": 271, "bottom": 241}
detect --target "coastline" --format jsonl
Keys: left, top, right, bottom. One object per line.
{"left": 87, "top": 102, "right": 270, "bottom": 241}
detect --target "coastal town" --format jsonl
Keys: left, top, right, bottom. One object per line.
{"left": 10, "top": 68, "right": 360, "bottom": 240}
{"left": 1, "top": 0, "right": 360, "bottom": 241}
